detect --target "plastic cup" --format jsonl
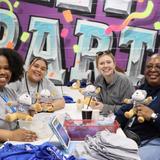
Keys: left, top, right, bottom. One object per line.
{"left": 82, "top": 109, "right": 92, "bottom": 120}
{"left": 92, "top": 109, "right": 100, "bottom": 119}
{"left": 18, "top": 120, "right": 32, "bottom": 130}
{"left": 76, "top": 103, "right": 83, "bottom": 112}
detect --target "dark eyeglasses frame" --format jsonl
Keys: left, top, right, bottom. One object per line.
{"left": 146, "top": 64, "right": 160, "bottom": 71}
{"left": 96, "top": 50, "right": 112, "bottom": 56}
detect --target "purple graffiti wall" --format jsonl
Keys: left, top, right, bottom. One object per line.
{"left": 0, "top": 0, "right": 160, "bottom": 83}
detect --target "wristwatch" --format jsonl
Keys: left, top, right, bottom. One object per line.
{"left": 151, "top": 113, "right": 158, "bottom": 122}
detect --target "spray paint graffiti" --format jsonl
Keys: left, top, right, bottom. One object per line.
{"left": 0, "top": 0, "right": 160, "bottom": 84}
{"left": 105, "top": 0, "right": 154, "bottom": 34}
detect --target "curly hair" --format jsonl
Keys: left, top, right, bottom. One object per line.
{"left": 0, "top": 48, "right": 24, "bottom": 82}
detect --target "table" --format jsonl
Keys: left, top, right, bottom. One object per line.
{"left": 12, "top": 86, "right": 126, "bottom": 143}
{"left": 17, "top": 103, "right": 81, "bottom": 141}
{"left": 18, "top": 86, "right": 84, "bottom": 140}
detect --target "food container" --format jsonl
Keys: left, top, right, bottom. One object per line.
{"left": 64, "top": 119, "right": 119, "bottom": 140}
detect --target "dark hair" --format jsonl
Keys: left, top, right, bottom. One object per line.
{"left": 29, "top": 56, "right": 48, "bottom": 70}
{"left": 0, "top": 48, "right": 24, "bottom": 82}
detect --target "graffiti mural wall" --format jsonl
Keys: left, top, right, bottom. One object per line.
{"left": 0, "top": 0, "right": 160, "bottom": 84}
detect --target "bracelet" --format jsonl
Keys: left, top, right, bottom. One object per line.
{"left": 151, "top": 113, "right": 159, "bottom": 122}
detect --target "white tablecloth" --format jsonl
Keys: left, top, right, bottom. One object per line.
{"left": 17, "top": 86, "right": 125, "bottom": 143}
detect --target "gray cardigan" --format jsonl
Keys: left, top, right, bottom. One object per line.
{"left": 94, "top": 72, "right": 135, "bottom": 115}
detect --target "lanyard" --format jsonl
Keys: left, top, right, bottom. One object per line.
{"left": 0, "top": 94, "right": 8, "bottom": 102}
{"left": 0, "top": 94, "right": 16, "bottom": 113}
{"left": 25, "top": 72, "right": 40, "bottom": 95}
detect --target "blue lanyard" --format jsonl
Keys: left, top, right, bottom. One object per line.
{"left": 0, "top": 95, "right": 16, "bottom": 113}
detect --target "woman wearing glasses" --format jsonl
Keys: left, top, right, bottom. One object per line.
{"left": 8, "top": 57, "right": 65, "bottom": 112}
{"left": 116, "top": 54, "right": 160, "bottom": 160}
{"left": 93, "top": 50, "right": 135, "bottom": 116}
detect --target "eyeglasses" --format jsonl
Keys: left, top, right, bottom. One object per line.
{"left": 146, "top": 64, "right": 160, "bottom": 71}
{"left": 96, "top": 51, "right": 112, "bottom": 56}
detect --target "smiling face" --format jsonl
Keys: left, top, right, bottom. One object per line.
{"left": 27, "top": 59, "right": 47, "bottom": 83}
{"left": 0, "top": 55, "right": 12, "bottom": 88}
{"left": 97, "top": 54, "right": 116, "bottom": 77}
{"left": 145, "top": 55, "right": 160, "bottom": 87}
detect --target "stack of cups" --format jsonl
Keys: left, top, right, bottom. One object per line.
{"left": 92, "top": 109, "right": 100, "bottom": 120}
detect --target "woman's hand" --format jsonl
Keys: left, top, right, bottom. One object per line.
{"left": 91, "top": 101, "right": 104, "bottom": 111}
{"left": 11, "top": 129, "right": 37, "bottom": 142}
{"left": 137, "top": 104, "right": 154, "bottom": 121}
